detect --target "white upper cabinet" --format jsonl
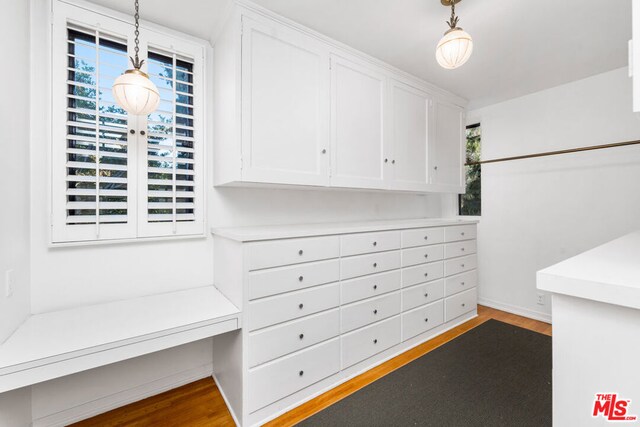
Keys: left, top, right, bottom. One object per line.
{"left": 330, "top": 54, "right": 389, "bottom": 189}
{"left": 633, "top": 0, "right": 640, "bottom": 112}
{"left": 213, "top": 5, "right": 467, "bottom": 193}
{"left": 241, "top": 17, "right": 330, "bottom": 186}
{"left": 388, "top": 79, "right": 432, "bottom": 192}
{"left": 430, "top": 102, "right": 465, "bottom": 192}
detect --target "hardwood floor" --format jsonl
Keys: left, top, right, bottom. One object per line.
{"left": 71, "top": 306, "right": 551, "bottom": 427}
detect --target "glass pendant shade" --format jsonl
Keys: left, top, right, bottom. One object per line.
{"left": 436, "top": 28, "right": 473, "bottom": 70}
{"left": 112, "top": 69, "right": 160, "bottom": 115}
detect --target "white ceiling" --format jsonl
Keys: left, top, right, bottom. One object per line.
{"left": 87, "top": 0, "right": 631, "bottom": 109}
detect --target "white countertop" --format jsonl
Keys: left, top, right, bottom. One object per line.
{"left": 537, "top": 231, "right": 640, "bottom": 310}
{"left": 211, "top": 218, "right": 478, "bottom": 242}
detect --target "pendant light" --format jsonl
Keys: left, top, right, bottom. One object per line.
{"left": 435, "top": 0, "right": 473, "bottom": 70}
{"left": 112, "top": 0, "right": 160, "bottom": 115}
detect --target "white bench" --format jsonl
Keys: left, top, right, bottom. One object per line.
{"left": 0, "top": 286, "right": 241, "bottom": 393}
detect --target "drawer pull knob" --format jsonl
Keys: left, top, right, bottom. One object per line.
{"left": 461, "top": 282, "right": 465, "bottom": 286}
{"left": 298, "top": 250, "right": 304, "bottom": 256}
{"left": 298, "top": 276, "right": 304, "bottom": 282}
{"left": 373, "top": 339, "right": 378, "bottom": 344}
{"left": 373, "top": 241, "right": 377, "bottom": 246}
{"left": 424, "top": 236, "right": 429, "bottom": 240}
{"left": 461, "top": 264, "right": 465, "bottom": 268}
{"left": 373, "top": 309, "right": 378, "bottom": 315}
{"left": 373, "top": 285, "right": 378, "bottom": 290}
{"left": 299, "top": 333, "right": 304, "bottom": 340}
{"left": 461, "top": 232, "right": 465, "bottom": 236}
{"left": 373, "top": 263, "right": 377, "bottom": 268}
{"left": 424, "top": 293, "right": 429, "bottom": 298}
{"left": 299, "top": 303, "right": 304, "bottom": 309}
{"left": 461, "top": 248, "right": 465, "bottom": 251}
{"left": 299, "top": 370, "right": 304, "bottom": 376}
{"left": 424, "top": 254, "right": 429, "bottom": 258}
{"left": 424, "top": 272, "right": 429, "bottom": 277}
{"left": 425, "top": 318, "right": 429, "bottom": 322}
{"left": 462, "top": 303, "right": 466, "bottom": 307}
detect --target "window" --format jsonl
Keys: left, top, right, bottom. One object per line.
{"left": 459, "top": 123, "right": 481, "bottom": 216}
{"left": 51, "top": 2, "right": 205, "bottom": 243}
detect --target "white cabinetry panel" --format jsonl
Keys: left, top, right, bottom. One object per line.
{"left": 330, "top": 54, "right": 388, "bottom": 189}
{"left": 431, "top": 101, "right": 464, "bottom": 192}
{"left": 241, "top": 17, "right": 330, "bottom": 185}
{"left": 389, "top": 79, "right": 432, "bottom": 191}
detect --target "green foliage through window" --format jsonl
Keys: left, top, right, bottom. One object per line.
{"left": 459, "top": 124, "right": 481, "bottom": 216}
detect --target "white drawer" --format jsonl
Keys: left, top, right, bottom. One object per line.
{"left": 248, "top": 283, "right": 340, "bottom": 331}
{"left": 445, "top": 287, "right": 477, "bottom": 322}
{"left": 402, "top": 244, "right": 444, "bottom": 267}
{"left": 248, "top": 309, "right": 340, "bottom": 368}
{"left": 248, "top": 236, "right": 340, "bottom": 270}
{"left": 401, "top": 227, "right": 445, "bottom": 248}
{"left": 402, "top": 279, "right": 444, "bottom": 312}
{"left": 444, "top": 254, "right": 477, "bottom": 277}
{"left": 444, "top": 224, "right": 477, "bottom": 242}
{"left": 248, "top": 259, "right": 339, "bottom": 300}
{"left": 341, "top": 270, "right": 401, "bottom": 305}
{"left": 445, "top": 269, "right": 478, "bottom": 297}
{"left": 402, "top": 300, "right": 444, "bottom": 341}
{"left": 444, "top": 240, "right": 477, "bottom": 259}
{"left": 340, "top": 250, "right": 401, "bottom": 280}
{"left": 341, "top": 291, "right": 401, "bottom": 333}
{"left": 248, "top": 338, "right": 340, "bottom": 413}
{"left": 341, "top": 315, "right": 401, "bottom": 369}
{"left": 401, "top": 261, "right": 444, "bottom": 287}
{"left": 341, "top": 231, "right": 401, "bottom": 257}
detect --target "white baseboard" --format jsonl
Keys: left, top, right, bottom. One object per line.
{"left": 33, "top": 363, "right": 214, "bottom": 427}
{"left": 478, "top": 297, "right": 552, "bottom": 324}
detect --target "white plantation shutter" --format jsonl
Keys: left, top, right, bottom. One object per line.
{"left": 52, "top": 3, "right": 205, "bottom": 243}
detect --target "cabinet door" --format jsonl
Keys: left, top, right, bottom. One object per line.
{"left": 431, "top": 101, "right": 465, "bottom": 191}
{"left": 241, "top": 17, "right": 330, "bottom": 186}
{"left": 329, "top": 54, "right": 389, "bottom": 189}
{"left": 389, "top": 79, "right": 432, "bottom": 191}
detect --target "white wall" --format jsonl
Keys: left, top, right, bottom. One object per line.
{"left": 468, "top": 67, "right": 640, "bottom": 321}
{"left": 0, "top": 1, "right": 33, "bottom": 425}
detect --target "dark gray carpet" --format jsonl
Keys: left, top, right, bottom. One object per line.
{"left": 299, "top": 319, "right": 551, "bottom": 427}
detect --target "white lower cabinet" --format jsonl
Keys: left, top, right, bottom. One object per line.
{"left": 248, "top": 338, "right": 341, "bottom": 413}
{"left": 212, "top": 219, "right": 478, "bottom": 426}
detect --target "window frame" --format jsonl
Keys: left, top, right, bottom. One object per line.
{"left": 458, "top": 122, "right": 481, "bottom": 217}
{"left": 50, "top": 0, "right": 207, "bottom": 245}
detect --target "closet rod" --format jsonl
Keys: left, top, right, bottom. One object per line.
{"left": 465, "top": 139, "right": 640, "bottom": 166}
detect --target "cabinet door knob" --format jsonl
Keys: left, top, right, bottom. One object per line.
{"left": 298, "top": 250, "right": 304, "bottom": 256}
{"left": 129, "top": 129, "right": 135, "bottom": 134}
{"left": 373, "top": 285, "right": 378, "bottom": 290}
{"left": 299, "top": 370, "right": 304, "bottom": 376}
{"left": 392, "top": 160, "right": 396, "bottom": 164}
{"left": 321, "top": 148, "right": 326, "bottom": 154}
{"left": 384, "top": 158, "right": 389, "bottom": 163}
{"left": 140, "top": 130, "right": 146, "bottom": 136}
{"left": 373, "top": 309, "right": 378, "bottom": 315}
{"left": 299, "top": 333, "right": 304, "bottom": 340}
{"left": 299, "top": 303, "right": 304, "bottom": 309}
{"left": 434, "top": 166, "right": 438, "bottom": 171}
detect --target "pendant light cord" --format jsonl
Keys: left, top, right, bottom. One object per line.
{"left": 130, "top": 0, "right": 144, "bottom": 69}
{"left": 446, "top": 1, "right": 460, "bottom": 30}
